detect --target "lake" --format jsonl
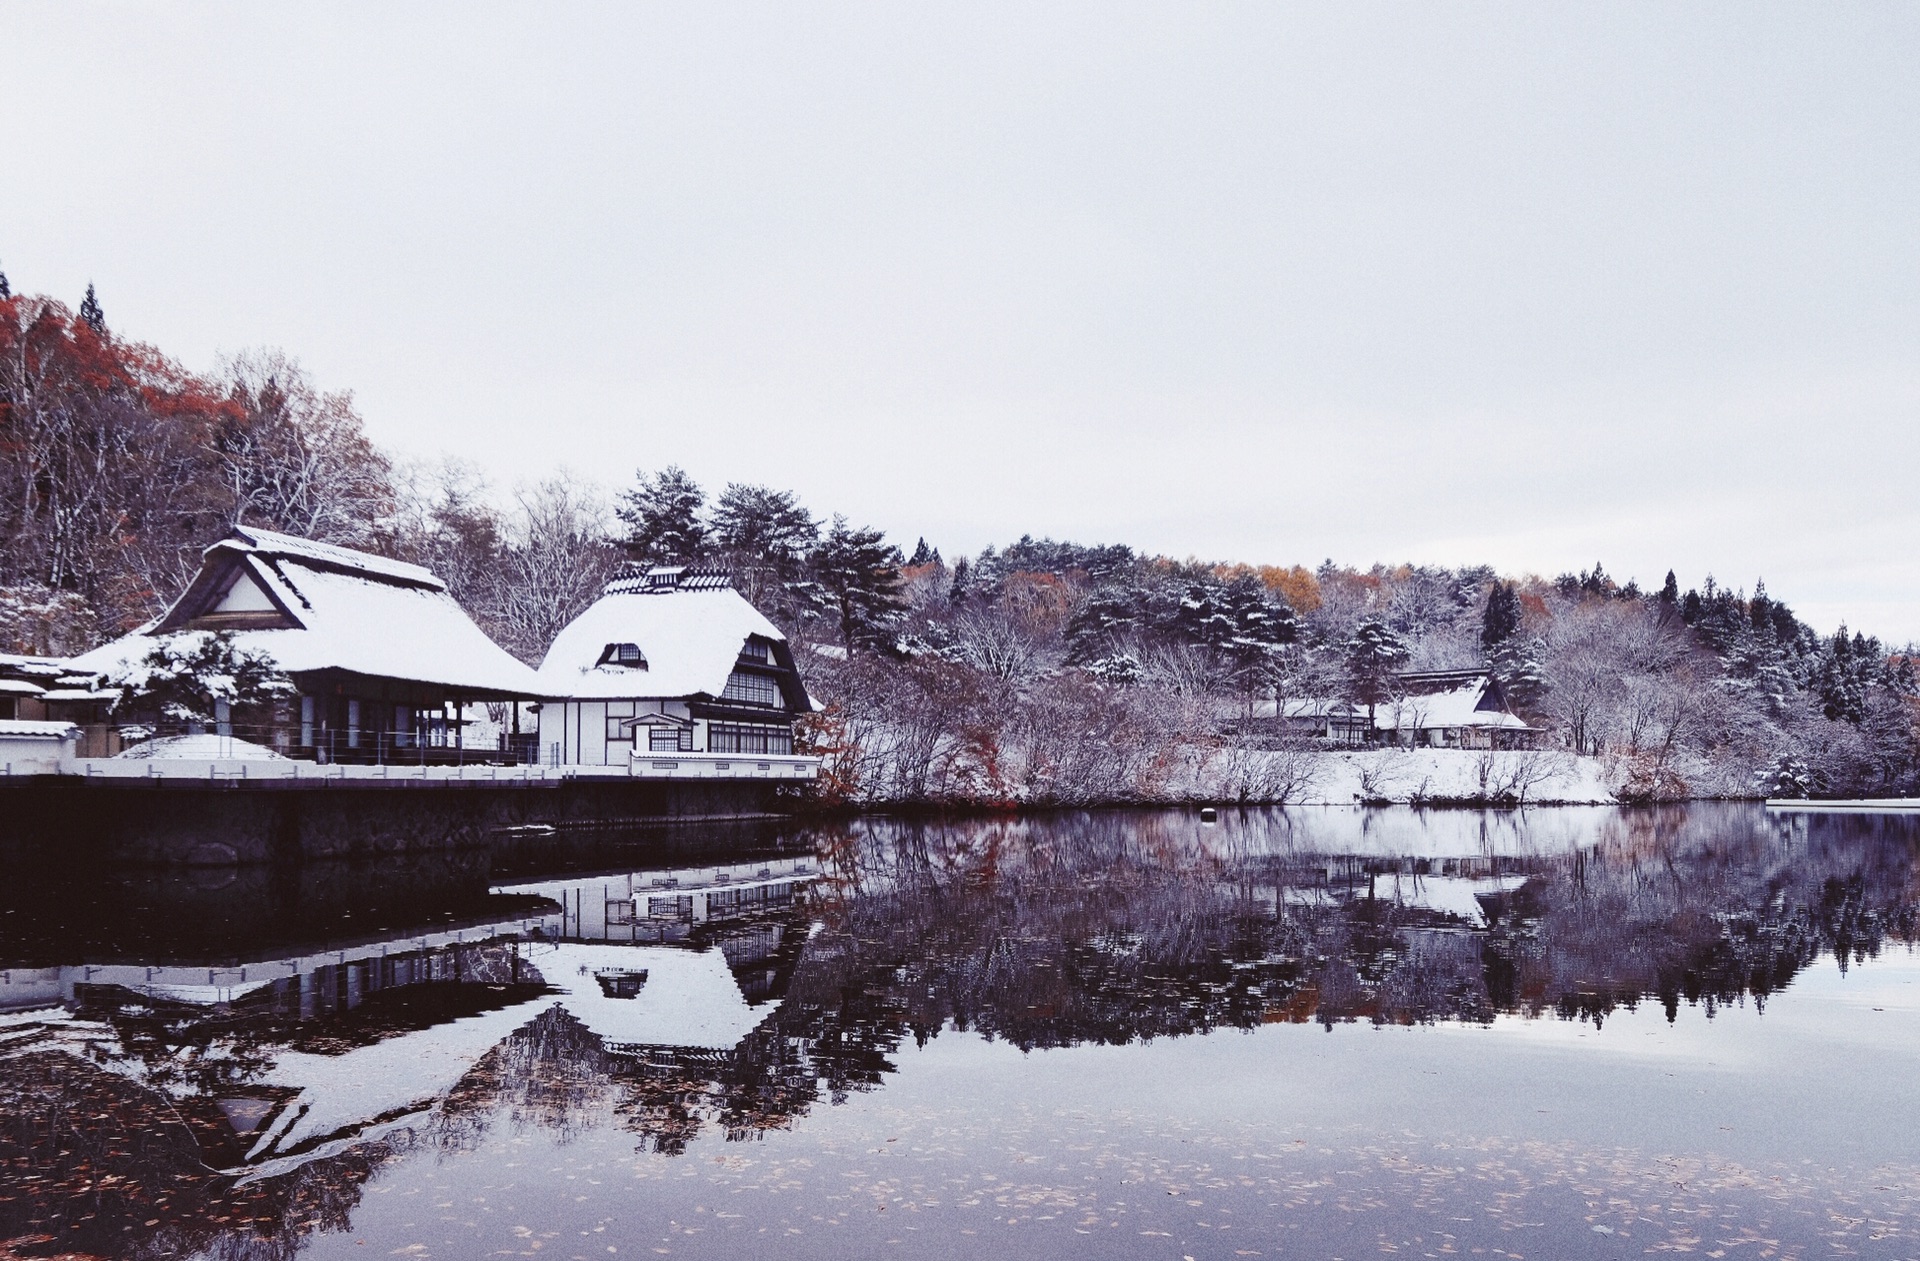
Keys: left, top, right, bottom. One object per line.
{"left": 4, "top": 804, "right": 1919, "bottom": 1260}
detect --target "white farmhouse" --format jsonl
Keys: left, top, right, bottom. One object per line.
{"left": 534, "top": 566, "right": 812, "bottom": 767}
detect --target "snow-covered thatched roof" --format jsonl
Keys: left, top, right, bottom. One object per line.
{"left": 542, "top": 942, "right": 779, "bottom": 1051}
{"left": 1377, "top": 672, "right": 1531, "bottom": 732}
{"left": 536, "top": 572, "right": 799, "bottom": 703}
{"left": 1249, "top": 671, "right": 1531, "bottom": 733}
{"left": 68, "top": 527, "right": 545, "bottom": 698}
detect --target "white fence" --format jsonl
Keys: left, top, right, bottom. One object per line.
{"left": 15, "top": 752, "right": 820, "bottom": 786}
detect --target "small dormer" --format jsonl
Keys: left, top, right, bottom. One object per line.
{"left": 597, "top": 642, "right": 648, "bottom": 670}
{"left": 737, "top": 638, "right": 771, "bottom": 664}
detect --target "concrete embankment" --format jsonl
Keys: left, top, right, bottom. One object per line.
{"left": 0, "top": 777, "right": 798, "bottom": 867}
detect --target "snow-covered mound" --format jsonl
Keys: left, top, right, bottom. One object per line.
{"left": 114, "top": 734, "right": 288, "bottom": 761}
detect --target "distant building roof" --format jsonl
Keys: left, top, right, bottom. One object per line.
{"left": 68, "top": 528, "right": 544, "bottom": 698}
{"left": 1377, "top": 672, "right": 1531, "bottom": 732}
{"left": 0, "top": 719, "right": 80, "bottom": 740}
{"left": 1248, "top": 669, "right": 1533, "bottom": 733}
{"left": 0, "top": 653, "right": 70, "bottom": 680}
{"left": 537, "top": 569, "right": 804, "bottom": 704}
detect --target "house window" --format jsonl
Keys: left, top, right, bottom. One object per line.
{"left": 300, "top": 696, "right": 314, "bottom": 747}
{"left": 721, "top": 671, "right": 779, "bottom": 707}
{"left": 708, "top": 722, "right": 794, "bottom": 755}
{"left": 604, "top": 702, "right": 636, "bottom": 741}
{"left": 650, "top": 727, "right": 692, "bottom": 752}
{"left": 347, "top": 699, "right": 361, "bottom": 749}
{"left": 647, "top": 895, "right": 693, "bottom": 922}
{"left": 596, "top": 970, "right": 647, "bottom": 998}
{"left": 739, "top": 640, "right": 770, "bottom": 663}
{"left": 600, "top": 642, "right": 647, "bottom": 669}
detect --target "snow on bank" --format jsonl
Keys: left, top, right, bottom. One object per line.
{"left": 1204, "top": 748, "right": 1614, "bottom": 806}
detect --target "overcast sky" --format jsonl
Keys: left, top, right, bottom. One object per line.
{"left": 5, "top": 4, "right": 1918, "bottom": 636}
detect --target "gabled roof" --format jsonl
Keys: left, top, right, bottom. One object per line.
{"left": 68, "top": 528, "right": 545, "bottom": 698}
{"left": 536, "top": 574, "right": 803, "bottom": 704}
{"left": 225, "top": 526, "right": 443, "bottom": 589}
{"left": 542, "top": 943, "right": 778, "bottom": 1051}
{"left": 1377, "top": 674, "right": 1530, "bottom": 732}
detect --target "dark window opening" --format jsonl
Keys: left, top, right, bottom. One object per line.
{"left": 599, "top": 642, "right": 648, "bottom": 669}
{"left": 708, "top": 722, "right": 794, "bottom": 755}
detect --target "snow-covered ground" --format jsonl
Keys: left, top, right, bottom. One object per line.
{"left": 1213, "top": 748, "right": 1614, "bottom": 806}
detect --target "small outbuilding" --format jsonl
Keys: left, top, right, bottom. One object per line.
{"left": 534, "top": 566, "right": 812, "bottom": 767}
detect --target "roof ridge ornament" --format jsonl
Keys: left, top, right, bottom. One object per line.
{"left": 604, "top": 564, "right": 734, "bottom": 595}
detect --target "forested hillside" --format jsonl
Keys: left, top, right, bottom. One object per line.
{"left": 2, "top": 284, "right": 1913, "bottom": 802}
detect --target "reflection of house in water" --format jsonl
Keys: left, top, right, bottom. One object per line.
{"left": 1272, "top": 871, "right": 1531, "bottom": 928}
{"left": 497, "top": 857, "right": 816, "bottom": 1049}
{"left": 0, "top": 857, "right": 814, "bottom": 1178}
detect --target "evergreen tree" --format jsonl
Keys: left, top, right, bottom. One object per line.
{"left": 1488, "top": 636, "right": 1548, "bottom": 712}
{"left": 1816, "top": 625, "right": 1868, "bottom": 722}
{"left": 947, "top": 556, "right": 972, "bottom": 605}
{"left": 807, "top": 516, "right": 906, "bottom": 653}
{"left": 1659, "top": 571, "right": 1679, "bottom": 604}
{"left": 616, "top": 465, "right": 708, "bottom": 565}
{"left": 0, "top": 263, "right": 10, "bottom": 300}
{"left": 1480, "top": 580, "right": 1522, "bottom": 651}
{"left": 1344, "top": 618, "right": 1409, "bottom": 728}
{"left": 908, "top": 537, "right": 935, "bottom": 566}
{"left": 1749, "top": 578, "right": 1773, "bottom": 636}
{"left": 1064, "top": 584, "right": 1146, "bottom": 664}
{"left": 709, "top": 483, "right": 816, "bottom": 562}
{"left": 708, "top": 482, "right": 817, "bottom": 604}
{"left": 109, "top": 631, "right": 295, "bottom": 729}
{"left": 79, "top": 283, "right": 104, "bottom": 333}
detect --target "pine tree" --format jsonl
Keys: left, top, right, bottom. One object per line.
{"left": 615, "top": 466, "right": 708, "bottom": 565}
{"left": 79, "top": 283, "right": 104, "bottom": 333}
{"left": 709, "top": 483, "right": 815, "bottom": 562}
{"left": 1480, "top": 580, "right": 1521, "bottom": 651}
{"left": 1489, "top": 636, "right": 1548, "bottom": 712}
{"left": 1659, "top": 571, "right": 1679, "bottom": 605}
{"left": 1749, "top": 578, "right": 1773, "bottom": 636}
{"left": 0, "top": 263, "right": 10, "bottom": 300}
{"left": 947, "top": 557, "right": 972, "bottom": 605}
{"left": 708, "top": 482, "right": 817, "bottom": 605}
{"left": 1345, "top": 617, "right": 1409, "bottom": 729}
{"left": 908, "top": 537, "right": 934, "bottom": 566}
{"left": 808, "top": 516, "right": 906, "bottom": 653}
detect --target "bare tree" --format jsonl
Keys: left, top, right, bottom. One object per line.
{"left": 488, "top": 473, "right": 620, "bottom": 663}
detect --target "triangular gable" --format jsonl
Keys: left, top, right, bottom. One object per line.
{"left": 154, "top": 547, "right": 304, "bottom": 633}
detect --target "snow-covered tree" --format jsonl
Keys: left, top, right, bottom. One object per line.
{"left": 110, "top": 631, "right": 294, "bottom": 730}
{"left": 806, "top": 516, "right": 906, "bottom": 654}
{"left": 709, "top": 483, "right": 817, "bottom": 606}
{"left": 1344, "top": 618, "right": 1408, "bottom": 727}
{"left": 617, "top": 465, "right": 708, "bottom": 565}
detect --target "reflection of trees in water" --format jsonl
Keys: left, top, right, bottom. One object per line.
{"left": 783, "top": 807, "right": 1920, "bottom": 1050}
{"left": 7, "top": 807, "right": 1920, "bottom": 1260}
{"left": 0, "top": 1048, "right": 395, "bottom": 1261}
{"left": 1489, "top": 810, "right": 1920, "bottom": 1023}
{"left": 438, "top": 1005, "right": 617, "bottom": 1152}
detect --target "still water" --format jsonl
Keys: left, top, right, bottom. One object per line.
{"left": 5, "top": 804, "right": 1920, "bottom": 1260}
